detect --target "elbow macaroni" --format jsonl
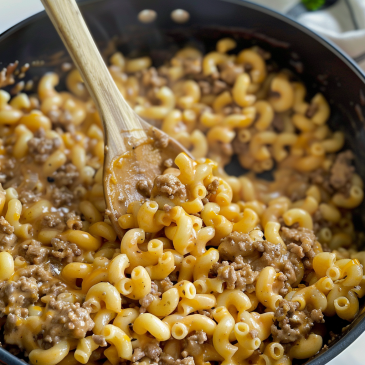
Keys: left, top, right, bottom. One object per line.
{"left": 0, "top": 39, "right": 364, "bottom": 365}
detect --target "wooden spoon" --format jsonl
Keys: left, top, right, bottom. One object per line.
{"left": 41, "top": 0, "right": 191, "bottom": 237}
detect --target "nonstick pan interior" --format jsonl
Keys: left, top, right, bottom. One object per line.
{"left": 0, "top": 0, "right": 365, "bottom": 364}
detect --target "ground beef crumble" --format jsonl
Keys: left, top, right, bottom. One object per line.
{"left": 281, "top": 227, "right": 317, "bottom": 270}
{"left": 92, "top": 334, "right": 107, "bottom": 347}
{"left": 308, "top": 150, "right": 354, "bottom": 196}
{"left": 139, "top": 282, "right": 160, "bottom": 313}
{"left": 18, "top": 239, "right": 48, "bottom": 265}
{"left": 137, "top": 179, "right": 153, "bottom": 198}
{"left": 154, "top": 174, "right": 187, "bottom": 201}
{"left": 18, "top": 190, "right": 40, "bottom": 205}
{"left": 153, "top": 131, "right": 169, "bottom": 149}
{"left": 132, "top": 341, "right": 162, "bottom": 363}
{"left": 181, "top": 331, "right": 207, "bottom": 358}
{"left": 160, "top": 354, "right": 195, "bottom": 365}
{"left": 197, "top": 79, "right": 228, "bottom": 96}
{"left": 215, "top": 229, "right": 318, "bottom": 292}
{"left": 141, "top": 67, "right": 167, "bottom": 88}
{"left": 219, "top": 61, "right": 244, "bottom": 85}
{"left": 51, "top": 186, "right": 74, "bottom": 207}
{"left": 212, "top": 256, "right": 259, "bottom": 292}
{"left": 41, "top": 297, "right": 94, "bottom": 347}
{"left": 42, "top": 214, "right": 64, "bottom": 229}
{"left": 47, "top": 109, "right": 76, "bottom": 132}
{"left": 27, "top": 129, "right": 61, "bottom": 163}
{"left": 329, "top": 150, "right": 354, "bottom": 193}
{"left": 164, "top": 158, "right": 174, "bottom": 168}
{"left": 0, "top": 217, "right": 16, "bottom": 251}
{"left": 218, "top": 232, "right": 255, "bottom": 261}
{"left": 13, "top": 265, "right": 66, "bottom": 298}
{"left": 0, "top": 277, "right": 38, "bottom": 316}
{"left": 203, "top": 179, "right": 219, "bottom": 204}
{"left": 160, "top": 277, "right": 174, "bottom": 292}
{"left": 132, "top": 348, "right": 145, "bottom": 363}
{"left": 181, "top": 58, "right": 202, "bottom": 75}
{"left": 50, "top": 237, "right": 82, "bottom": 263}
{"left": 312, "top": 209, "right": 333, "bottom": 235}
{"left": 0, "top": 158, "right": 16, "bottom": 183}
{"left": 0, "top": 217, "right": 14, "bottom": 235}
{"left": 64, "top": 211, "right": 83, "bottom": 230}
{"left": 51, "top": 163, "right": 79, "bottom": 187}
{"left": 271, "top": 300, "right": 324, "bottom": 343}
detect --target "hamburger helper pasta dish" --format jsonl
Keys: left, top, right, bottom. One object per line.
{"left": 0, "top": 37, "right": 364, "bottom": 365}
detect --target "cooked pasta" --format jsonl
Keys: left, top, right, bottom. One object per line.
{"left": 0, "top": 39, "right": 364, "bottom": 365}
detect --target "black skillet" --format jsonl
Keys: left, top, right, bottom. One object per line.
{"left": 0, "top": 0, "right": 365, "bottom": 364}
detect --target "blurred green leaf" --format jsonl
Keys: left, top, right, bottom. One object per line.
{"left": 302, "top": 0, "right": 326, "bottom": 10}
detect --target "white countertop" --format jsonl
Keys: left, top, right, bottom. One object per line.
{"left": 0, "top": 0, "right": 364, "bottom": 364}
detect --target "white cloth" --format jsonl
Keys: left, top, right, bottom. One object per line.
{"left": 251, "top": 0, "right": 365, "bottom": 71}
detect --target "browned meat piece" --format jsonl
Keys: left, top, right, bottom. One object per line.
{"left": 132, "top": 348, "right": 145, "bottom": 362}
{"left": 221, "top": 105, "right": 242, "bottom": 115}
{"left": 197, "top": 75, "right": 228, "bottom": 95}
{"left": 212, "top": 258, "right": 259, "bottom": 292}
{"left": 160, "top": 354, "right": 195, "bottom": 365}
{"left": 137, "top": 179, "right": 153, "bottom": 198}
{"left": 51, "top": 163, "right": 79, "bottom": 187}
{"left": 216, "top": 264, "right": 237, "bottom": 290}
{"left": 0, "top": 61, "right": 18, "bottom": 88}
{"left": 271, "top": 300, "right": 310, "bottom": 343}
{"left": 305, "top": 102, "right": 319, "bottom": 118}
{"left": 139, "top": 282, "right": 160, "bottom": 313}
{"left": 18, "top": 239, "right": 48, "bottom": 264}
{"left": 219, "top": 61, "right": 244, "bottom": 84}
{"left": 154, "top": 174, "right": 187, "bottom": 201}
{"left": 164, "top": 158, "right": 174, "bottom": 168}
{"left": 142, "top": 67, "right": 167, "bottom": 88}
{"left": 42, "top": 214, "right": 64, "bottom": 229}
{"left": 182, "top": 58, "right": 202, "bottom": 75}
{"left": 182, "top": 331, "right": 208, "bottom": 358}
{"left": 28, "top": 129, "right": 61, "bottom": 163}
{"left": 232, "top": 137, "right": 249, "bottom": 156}
{"left": 15, "top": 265, "right": 66, "bottom": 297}
{"left": 218, "top": 231, "right": 255, "bottom": 261}
{"left": 18, "top": 190, "right": 40, "bottom": 204}
{"left": 0, "top": 232, "right": 17, "bottom": 252}
{"left": 205, "top": 179, "right": 219, "bottom": 202}
{"left": 271, "top": 299, "right": 323, "bottom": 343}
{"left": 153, "top": 130, "right": 169, "bottom": 149}
{"left": 0, "top": 276, "right": 38, "bottom": 316}
{"left": 0, "top": 216, "right": 17, "bottom": 251}
{"left": 92, "top": 335, "right": 107, "bottom": 347}
{"left": 281, "top": 227, "right": 317, "bottom": 270}
{"left": 212, "top": 80, "right": 228, "bottom": 95}
{"left": 216, "top": 229, "right": 318, "bottom": 291}
{"left": 272, "top": 114, "right": 285, "bottom": 132}
{"left": 64, "top": 211, "right": 83, "bottom": 230}
{"left": 132, "top": 341, "right": 162, "bottom": 363}
{"left": 198, "top": 80, "right": 212, "bottom": 95}
{"left": 144, "top": 342, "right": 162, "bottom": 361}
{"left": 160, "top": 277, "right": 174, "bottom": 292}
{"left": 41, "top": 297, "right": 94, "bottom": 346}
{"left": 51, "top": 237, "right": 82, "bottom": 263}
{"left": 0, "top": 217, "right": 14, "bottom": 235}
{"left": 329, "top": 150, "right": 354, "bottom": 193}
{"left": 51, "top": 186, "right": 74, "bottom": 207}
{"left": 311, "top": 309, "right": 325, "bottom": 323}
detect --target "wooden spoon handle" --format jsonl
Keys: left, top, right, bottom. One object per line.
{"left": 40, "top": 0, "right": 146, "bottom": 155}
